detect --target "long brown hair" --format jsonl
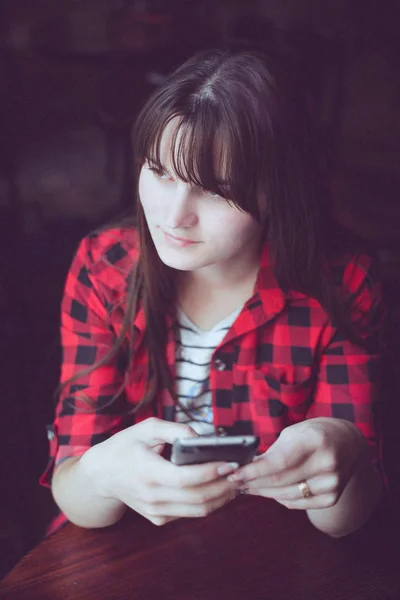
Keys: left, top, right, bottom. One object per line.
{"left": 61, "top": 49, "right": 380, "bottom": 413}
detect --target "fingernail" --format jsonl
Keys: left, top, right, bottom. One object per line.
{"left": 217, "top": 462, "right": 239, "bottom": 476}
{"left": 239, "top": 488, "right": 248, "bottom": 495}
{"left": 227, "top": 471, "right": 244, "bottom": 483}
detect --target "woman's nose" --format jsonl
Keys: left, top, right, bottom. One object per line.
{"left": 164, "top": 186, "right": 198, "bottom": 229}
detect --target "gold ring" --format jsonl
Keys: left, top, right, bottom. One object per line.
{"left": 298, "top": 481, "right": 312, "bottom": 499}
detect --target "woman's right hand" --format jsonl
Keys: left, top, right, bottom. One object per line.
{"left": 79, "top": 417, "right": 240, "bottom": 526}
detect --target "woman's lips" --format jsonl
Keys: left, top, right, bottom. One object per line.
{"left": 162, "top": 230, "right": 198, "bottom": 248}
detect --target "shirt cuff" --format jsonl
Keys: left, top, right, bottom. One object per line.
{"left": 39, "top": 424, "right": 90, "bottom": 488}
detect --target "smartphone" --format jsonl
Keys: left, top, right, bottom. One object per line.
{"left": 171, "top": 435, "right": 260, "bottom": 466}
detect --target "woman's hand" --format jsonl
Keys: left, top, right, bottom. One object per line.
{"left": 229, "top": 418, "right": 370, "bottom": 510}
{"left": 80, "top": 418, "right": 240, "bottom": 525}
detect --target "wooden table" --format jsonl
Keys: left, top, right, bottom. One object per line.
{"left": 1, "top": 497, "right": 399, "bottom": 600}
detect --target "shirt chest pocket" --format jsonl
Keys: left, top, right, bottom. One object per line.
{"left": 232, "top": 365, "right": 315, "bottom": 435}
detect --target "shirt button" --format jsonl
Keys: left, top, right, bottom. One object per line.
{"left": 214, "top": 358, "right": 226, "bottom": 371}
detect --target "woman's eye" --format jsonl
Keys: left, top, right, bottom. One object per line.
{"left": 148, "top": 164, "right": 174, "bottom": 181}
{"left": 205, "top": 189, "right": 224, "bottom": 200}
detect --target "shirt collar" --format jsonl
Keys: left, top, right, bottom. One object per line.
{"left": 128, "top": 243, "right": 289, "bottom": 337}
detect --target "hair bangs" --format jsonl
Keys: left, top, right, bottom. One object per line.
{"left": 168, "top": 105, "right": 264, "bottom": 220}
{"left": 136, "top": 99, "right": 258, "bottom": 213}
{"left": 172, "top": 114, "right": 235, "bottom": 200}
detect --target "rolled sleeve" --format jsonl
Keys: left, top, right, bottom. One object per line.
{"left": 40, "top": 234, "right": 130, "bottom": 488}
{"left": 308, "top": 253, "right": 386, "bottom": 471}
{"left": 310, "top": 333, "right": 381, "bottom": 462}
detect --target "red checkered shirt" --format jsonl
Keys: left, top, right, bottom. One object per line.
{"left": 40, "top": 227, "right": 384, "bottom": 533}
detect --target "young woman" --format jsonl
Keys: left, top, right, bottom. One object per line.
{"left": 41, "top": 50, "right": 385, "bottom": 538}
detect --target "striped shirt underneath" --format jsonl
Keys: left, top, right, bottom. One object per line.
{"left": 174, "top": 306, "right": 242, "bottom": 435}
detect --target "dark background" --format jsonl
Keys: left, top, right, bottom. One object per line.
{"left": 1, "top": 0, "right": 400, "bottom": 579}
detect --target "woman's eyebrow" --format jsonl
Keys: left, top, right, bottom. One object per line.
{"left": 148, "top": 155, "right": 229, "bottom": 188}
{"left": 147, "top": 158, "right": 172, "bottom": 175}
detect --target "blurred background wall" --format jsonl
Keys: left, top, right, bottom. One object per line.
{"left": 1, "top": 0, "right": 399, "bottom": 578}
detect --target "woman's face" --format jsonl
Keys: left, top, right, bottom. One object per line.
{"left": 139, "top": 119, "right": 262, "bottom": 276}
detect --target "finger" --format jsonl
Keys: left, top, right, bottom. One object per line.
{"left": 229, "top": 450, "right": 311, "bottom": 485}
{"left": 230, "top": 426, "right": 316, "bottom": 483}
{"left": 233, "top": 449, "right": 334, "bottom": 488}
{"left": 276, "top": 493, "right": 338, "bottom": 510}
{"left": 127, "top": 476, "right": 238, "bottom": 519}
{"left": 128, "top": 503, "right": 178, "bottom": 526}
{"left": 146, "top": 515, "right": 177, "bottom": 526}
{"left": 157, "top": 457, "right": 240, "bottom": 488}
{"left": 152, "top": 443, "right": 165, "bottom": 455}
{"left": 240, "top": 488, "right": 337, "bottom": 510}
{"left": 241, "top": 473, "right": 340, "bottom": 501}
{"left": 149, "top": 476, "right": 239, "bottom": 506}
{"left": 137, "top": 444, "right": 239, "bottom": 488}
{"left": 143, "top": 488, "right": 238, "bottom": 520}
{"left": 231, "top": 422, "right": 342, "bottom": 487}
{"left": 136, "top": 444, "right": 240, "bottom": 488}
{"left": 134, "top": 417, "right": 198, "bottom": 445}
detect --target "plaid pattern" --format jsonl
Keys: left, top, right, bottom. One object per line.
{"left": 40, "top": 227, "right": 384, "bottom": 532}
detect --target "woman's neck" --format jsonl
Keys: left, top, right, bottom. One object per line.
{"left": 178, "top": 249, "right": 261, "bottom": 331}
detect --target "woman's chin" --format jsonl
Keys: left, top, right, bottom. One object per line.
{"left": 157, "top": 255, "right": 198, "bottom": 271}
{"left": 154, "top": 247, "right": 204, "bottom": 272}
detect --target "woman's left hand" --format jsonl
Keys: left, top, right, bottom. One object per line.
{"left": 229, "top": 418, "right": 370, "bottom": 510}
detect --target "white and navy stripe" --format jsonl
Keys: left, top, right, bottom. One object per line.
{"left": 174, "top": 306, "right": 242, "bottom": 435}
